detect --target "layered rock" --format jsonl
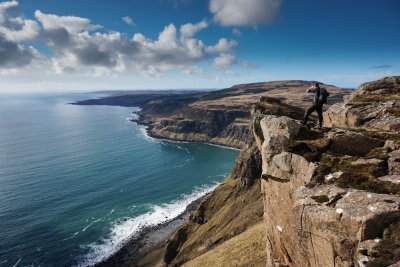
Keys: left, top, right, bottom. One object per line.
{"left": 324, "top": 76, "right": 400, "bottom": 131}
{"left": 255, "top": 77, "right": 400, "bottom": 267}
{"left": 132, "top": 81, "right": 349, "bottom": 149}
{"left": 146, "top": 106, "right": 251, "bottom": 148}
{"left": 256, "top": 114, "right": 400, "bottom": 267}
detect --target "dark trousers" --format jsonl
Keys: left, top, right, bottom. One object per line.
{"left": 303, "top": 103, "right": 323, "bottom": 127}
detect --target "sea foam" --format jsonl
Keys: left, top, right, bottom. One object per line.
{"left": 76, "top": 183, "right": 219, "bottom": 266}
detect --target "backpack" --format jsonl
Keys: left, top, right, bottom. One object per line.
{"left": 319, "top": 88, "right": 329, "bottom": 104}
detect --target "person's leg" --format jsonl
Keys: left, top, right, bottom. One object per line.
{"left": 317, "top": 104, "right": 323, "bottom": 127}
{"left": 303, "top": 104, "right": 317, "bottom": 124}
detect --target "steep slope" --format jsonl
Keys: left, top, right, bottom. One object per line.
{"left": 159, "top": 96, "right": 311, "bottom": 267}
{"left": 182, "top": 222, "right": 267, "bottom": 267}
{"left": 255, "top": 76, "right": 400, "bottom": 267}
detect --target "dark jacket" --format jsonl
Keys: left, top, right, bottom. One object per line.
{"left": 306, "top": 87, "right": 322, "bottom": 105}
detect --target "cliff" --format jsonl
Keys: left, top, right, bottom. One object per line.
{"left": 154, "top": 76, "right": 400, "bottom": 267}
{"left": 255, "top": 76, "right": 400, "bottom": 267}
{"left": 137, "top": 81, "right": 349, "bottom": 148}
{"left": 157, "top": 94, "right": 314, "bottom": 266}
{"left": 74, "top": 80, "right": 350, "bottom": 149}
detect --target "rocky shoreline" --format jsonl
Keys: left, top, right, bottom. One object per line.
{"left": 94, "top": 194, "right": 207, "bottom": 267}
{"left": 129, "top": 111, "right": 241, "bottom": 150}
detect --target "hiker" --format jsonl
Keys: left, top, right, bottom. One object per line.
{"left": 302, "top": 82, "right": 329, "bottom": 128}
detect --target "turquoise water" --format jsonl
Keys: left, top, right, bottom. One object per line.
{"left": 0, "top": 93, "right": 239, "bottom": 266}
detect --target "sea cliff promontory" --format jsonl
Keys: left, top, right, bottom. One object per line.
{"left": 79, "top": 77, "right": 400, "bottom": 266}
{"left": 159, "top": 76, "right": 400, "bottom": 267}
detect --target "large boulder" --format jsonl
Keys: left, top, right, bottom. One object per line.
{"left": 324, "top": 76, "right": 400, "bottom": 131}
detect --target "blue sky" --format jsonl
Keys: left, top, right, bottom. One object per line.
{"left": 0, "top": 0, "right": 399, "bottom": 91}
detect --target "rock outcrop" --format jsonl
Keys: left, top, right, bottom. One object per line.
{"left": 146, "top": 106, "right": 251, "bottom": 148}
{"left": 324, "top": 76, "right": 400, "bottom": 131}
{"left": 255, "top": 76, "right": 400, "bottom": 267}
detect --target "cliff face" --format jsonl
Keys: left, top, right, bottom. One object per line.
{"left": 146, "top": 105, "right": 251, "bottom": 148}
{"left": 134, "top": 81, "right": 350, "bottom": 149}
{"left": 255, "top": 76, "right": 400, "bottom": 267}
{"left": 160, "top": 96, "right": 314, "bottom": 266}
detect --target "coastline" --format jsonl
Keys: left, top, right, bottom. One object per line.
{"left": 129, "top": 111, "right": 242, "bottom": 151}
{"left": 94, "top": 194, "right": 208, "bottom": 267}
{"left": 93, "top": 112, "right": 241, "bottom": 267}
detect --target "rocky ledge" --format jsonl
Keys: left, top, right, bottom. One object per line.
{"left": 255, "top": 76, "right": 400, "bottom": 267}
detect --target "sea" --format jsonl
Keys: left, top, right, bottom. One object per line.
{"left": 0, "top": 93, "right": 239, "bottom": 266}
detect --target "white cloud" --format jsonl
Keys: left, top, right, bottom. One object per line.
{"left": 0, "top": 35, "right": 40, "bottom": 68}
{"left": 0, "top": 2, "right": 240, "bottom": 78}
{"left": 207, "top": 38, "right": 238, "bottom": 53}
{"left": 122, "top": 16, "right": 134, "bottom": 26}
{"left": 35, "top": 10, "right": 101, "bottom": 34}
{"left": 209, "top": 0, "right": 282, "bottom": 27}
{"left": 0, "top": 1, "right": 41, "bottom": 68}
{"left": 0, "top": 0, "right": 18, "bottom": 24}
{"left": 180, "top": 20, "right": 208, "bottom": 37}
{"left": 213, "top": 53, "right": 236, "bottom": 68}
{"left": 0, "top": 1, "right": 41, "bottom": 42}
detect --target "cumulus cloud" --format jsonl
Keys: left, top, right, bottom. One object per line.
{"left": 122, "top": 16, "right": 134, "bottom": 26}
{"left": 0, "top": 0, "right": 40, "bottom": 42}
{"left": 207, "top": 38, "right": 238, "bottom": 53}
{"left": 0, "top": 1, "right": 240, "bottom": 76}
{"left": 35, "top": 10, "right": 101, "bottom": 34}
{"left": 0, "top": 1, "right": 41, "bottom": 68}
{"left": 209, "top": 0, "right": 282, "bottom": 27}
{"left": 180, "top": 20, "right": 208, "bottom": 38}
{"left": 0, "top": 0, "right": 18, "bottom": 23}
{"left": 213, "top": 53, "right": 236, "bottom": 68}
{"left": 0, "top": 35, "right": 39, "bottom": 68}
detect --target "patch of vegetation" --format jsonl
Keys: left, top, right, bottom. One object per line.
{"left": 252, "top": 116, "right": 264, "bottom": 143}
{"left": 287, "top": 137, "right": 331, "bottom": 163}
{"left": 199, "top": 88, "right": 239, "bottom": 101}
{"left": 367, "top": 221, "right": 400, "bottom": 267}
{"left": 311, "top": 195, "right": 330, "bottom": 203}
{"left": 244, "top": 88, "right": 267, "bottom": 94}
{"left": 366, "top": 147, "right": 392, "bottom": 160}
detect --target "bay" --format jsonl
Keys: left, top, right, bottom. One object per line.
{"left": 0, "top": 93, "right": 238, "bottom": 266}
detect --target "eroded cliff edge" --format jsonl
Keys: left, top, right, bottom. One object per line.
{"left": 255, "top": 76, "right": 400, "bottom": 267}
{"left": 160, "top": 76, "right": 400, "bottom": 267}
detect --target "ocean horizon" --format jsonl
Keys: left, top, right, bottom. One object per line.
{"left": 0, "top": 93, "right": 238, "bottom": 266}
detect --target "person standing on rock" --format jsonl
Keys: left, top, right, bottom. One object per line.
{"left": 302, "top": 82, "right": 329, "bottom": 128}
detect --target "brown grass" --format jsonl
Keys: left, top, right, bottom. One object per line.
{"left": 182, "top": 222, "right": 267, "bottom": 267}
{"left": 165, "top": 177, "right": 264, "bottom": 266}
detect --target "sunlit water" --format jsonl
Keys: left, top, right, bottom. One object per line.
{"left": 0, "top": 93, "right": 239, "bottom": 266}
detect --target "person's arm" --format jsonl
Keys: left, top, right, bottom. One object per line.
{"left": 306, "top": 86, "right": 316, "bottom": 93}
